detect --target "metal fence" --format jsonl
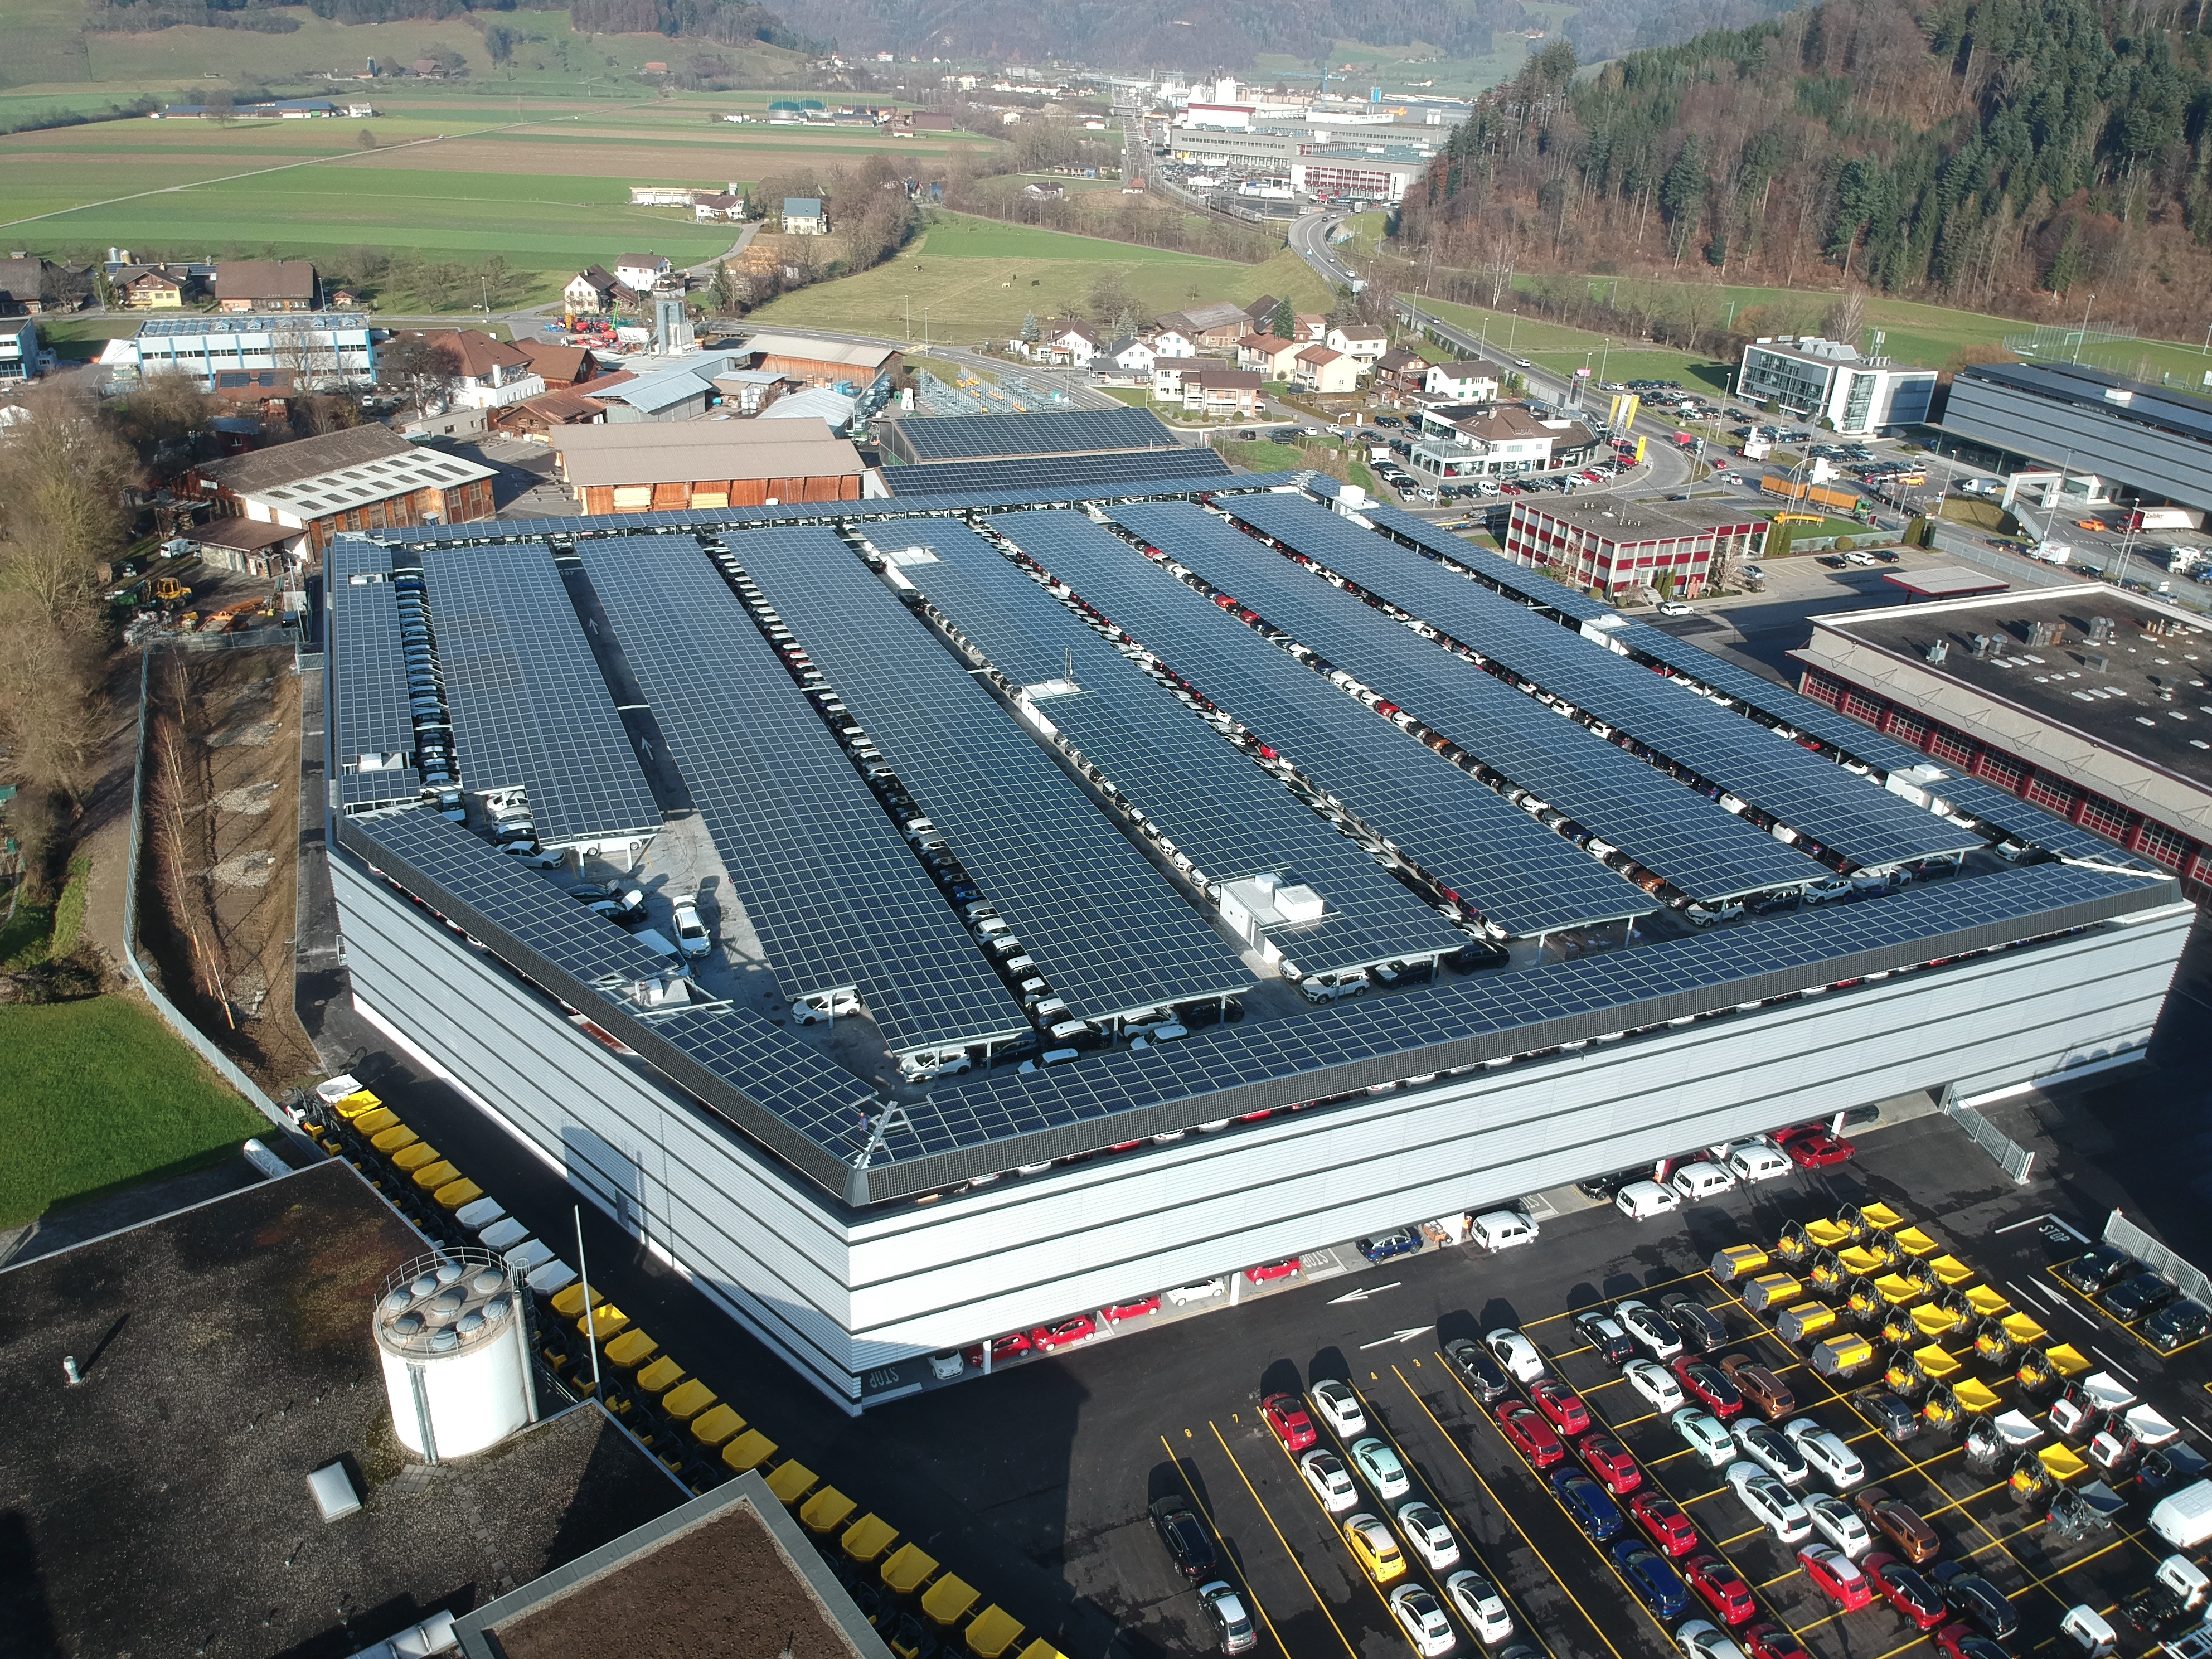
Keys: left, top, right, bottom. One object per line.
{"left": 2103, "top": 1210, "right": 2212, "bottom": 1307}
{"left": 1940, "top": 1085, "right": 2037, "bottom": 1183}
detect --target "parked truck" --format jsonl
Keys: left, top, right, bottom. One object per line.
{"left": 1761, "top": 474, "right": 1862, "bottom": 513}
{"left": 2150, "top": 1481, "right": 2212, "bottom": 1551}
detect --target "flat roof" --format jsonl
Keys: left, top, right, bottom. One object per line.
{"left": 740, "top": 332, "right": 899, "bottom": 371}
{"left": 1510, "top": 496, "right": 1764, "bottom": 541}
{"left": 0, "top": 1161, "right": 685, "bottom": 1658}
{"left": 1884, "top": 565, "right": 2010, "bottom": 599}
{"left": 1958, "top": 361, "right": 2212, "bottom": 450}
{"left": 1801, "top": 584, "right": 2212, "bottom": 815}
{"left": 551, "top": 424, "right": 864, "bottom": 487}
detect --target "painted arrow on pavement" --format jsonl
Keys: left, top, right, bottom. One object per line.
{"left": 1330, "top": 1282, "right": 1401, "bottom": 1304}
{"left": 1359, "top": 1326, "right": 1435, "bottom": 1350}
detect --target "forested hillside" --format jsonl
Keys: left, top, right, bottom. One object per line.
{"left": 1399, "top": 0, "right": 2212, "bottom": 340}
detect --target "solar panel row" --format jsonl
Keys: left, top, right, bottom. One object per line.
{"left": 724, "top": 526, "right": 1253, "bottom": 1018}
{"left": 574, "top": 534, "right": 1031, "bottom": 1051}
{"left": 886, "top": 447, "right": 1230, "bottom": 498}
{"left": 1358, "top": 498, "right": 1619, "bottom": 623}
{"left": 894, "top": 527, "right": 1469, "bottom": 977}
{"left": 998, "top": 511, "right": 1656, "bottom": 936}
{"left": 886, "top": 406, "right": 1182, "bottom": 463}
{"left": 1110, "top": 502, "right": 1825, "bottom": 903}
{"left": 330, "top": 556, "right": 418, "bottom": 770}
{"left": 1925, "top": 774, "right": 2161, "bottom": 870}
{"left": 405, "top": 543, "right": 661, "bottom": 847}
{"left": 1216, "top": 494, "right": 1982, "bottom": 871}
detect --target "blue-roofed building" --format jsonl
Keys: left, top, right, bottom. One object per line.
{"left": 782, "top": 196, "right": 829, "bottom": 234}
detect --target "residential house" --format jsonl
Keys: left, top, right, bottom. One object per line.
{"left": 1425, "top": 361, "right": 1498, "bottom": 402}
{"left": 782, "top": 198, "right": 830, "bottom": 235}
{"left": 1022, "top": 181, "right": 1065, "bottom": 200}
{"left": 1325, "top": 323, "right": 1387, "bottom": 365}
{"left": 215, "top": 260, "right": 319, "bottom": 313}
{"left": 1104, "top": 336, "right": 1156, "bottom": 376}
{"left": 0, "top": 316, "right": 38, "bottom": 382}
{"left": 512, "top": 340, "right": 602, "bottom": 390}
{"left": 562, "top": 266, "right": 636, "bottom": 315}
{"left": 487, "top": 375, "right": 636, "bottom": 439}
{"left": 0, "top": 255, "right": 50, "bottom": 314}
{"left": 398, "top": 328, "right": 545, "bottom": 410}
{"left": 613, "top": 253, "right": 672, "bottom": 292}
{"left": 114, "top": 264, "right": 193, "bottom": 309}
{"left": 1154, "top": 301, "right": 1251, "bottom": 352}
{"left": 1414, "top": 404, "right": 1593, "bottom": 477}
{"left": 1293, "top": 312, "right": 1326, "bottom": 342}
{"left": 1181, "top": 367, "right": 1263, "bottom": 419}
{"left": 1151, "top": 360, "right": 1192, "bottom": 399}
{"left": 1146, "top": 327, "right": 1196, "bottom": 359}
{"left": 1236, "top": 333, "right": 1304, "bottom": 380}
{"left": 1040, "top": 319, "right": 1102, "bottom": 365}
{"left": 1241, "top": 294, "right": 1281, "bottom": 331}
{"left": 1294, "top": 345, "right": 1359, "bottom": 395}
{"left": 192, "top": 423, "right": 497, "bottom": 556}
{"left": 1372, "top": 344, "right": 1429, "bottom": 397}
{"left": 692, "top": 192, "right": 744, "bottom": 221}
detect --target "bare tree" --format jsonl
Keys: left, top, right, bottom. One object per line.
{"left": 1822, "top": 285, "right": 1869, "bottom": 346}
{"left": 0, "top": 392, "right": 136, "bottom": 628}
{"left": 379, "top": 334, "right": 462, "bottom": 415}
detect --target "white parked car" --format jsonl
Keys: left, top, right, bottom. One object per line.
{"left": 670, "top": 898, "right": 712, "bottom": 957}
{"left": 1733, "top": 1417, "right": 1811, "bottom": 1486}
{"left": 1726, "top": 1142, "right": 1791, "bottom": 1183}
{"left": 1804, "top": 1493, "right": 1873, "bottom": 1559}
{"left": 1624, "top": 1359, "right": 1685, "bottom": 1413}
{"left": 1615, "top": 1299, "right": 1685, "bottom": 1361}
{"left": 1673, "top": 1408, "right": 1736, "bottom": 1468}
{"left": 1309, "top": 1378, "right": 1367, "bottom": 1438}
{"left": 1445, "top": 1571, "right": 1514, "bottom": 1644}
{"left": 1616, "top": 1180, "right": 1682, "bottom": 1221}
{"left": 793, "top": 989, "right": 862, "bottom": 1024}
{"left": 1679, "top": 1621, "right": 1748, "bottom": 1659}
{"left": 1300, "top": 1449, "right": 1359, "bottom": 1513}
{"left": 929, "top": 1350, "right": 964, "bottom": 1380}
{"left": 1390, "top": 1585, "right": 1458, "bottom": 1658}
{"left": 1801, "top": 875, "right": 1854, "bottom": 905}
{"left": 1657, "top": 600, "right": 1693, "bottom": 616}
{"left": 1485, "top": 1328, "right": 1546, "bottom": 1382}
{"left": 1397, "top": 1501, "right": 1462, "bottom": 1570}
{"left": 1726, "top": 1461, "right": 1812, "bottom": 1541}
{"left": 1783, "top": 1418, "right": 1865, "bottom": 1488}
{"left": 1670, "top": 1161, "right": 1736, "bottom": 1201}
{"left": 1165, "top": 1279, "right": 1226, "bottom": 1306}
{"left": 1299, "top": 968, "right": 1371, "bottom": 1003}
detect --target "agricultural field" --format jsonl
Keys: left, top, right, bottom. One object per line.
{"left": 753, "top": 211, "right": 1333, "bottom": 345}
{"left": 1415, "top": 294, "right": 1733, "bottom": 390}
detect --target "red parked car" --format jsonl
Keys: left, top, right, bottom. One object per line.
{"left": 1530, "top": 1379, "right": 1591, "bottom": 1436}
{"left": 1245, "top": 1258, "right": 1302, "bottom": 1283}
{"left": 1671, "top": 1355, "right": 1745, "bottom": 1419}
{"left": 1938, "top": 1624, "right": 2010, "bottom": 1659}
{"left": 1029, "top": 1315, "right": 1097, "bottom": 1352}
{"left": 1578, "top": 1434, "right": 1643, "bottom": 1496}
{"left": 1261, "top": 1391, "right": 1318, "bottom": 1452}
{"left": 1863, "top": 1554, "right": 1947, "bottom": 1629}
{"left": 963, "top": 1332, "right": 1032, "bottom": 1368}
{"left": 1685, "top": 1555, "right": 1757, "bottom": 1626}
{"left": 1100, "top": 1296, "right": 1161, "bottom": 1322}
{"left": 1799, "top": 1545, "right": 1873, "bottom": 1612}
{"left": 1630, "top": 1492, "right": 1698, "bottom": 1558}
{"left": 1743, "top": 1624, "right": 1812, "bottom": 1659}
{"left": 1777, "top": 1124, "right": 1856, "bottom": 1168}
{"left": 1495, "top": 1402, "right": 1565, "bottom": 1468}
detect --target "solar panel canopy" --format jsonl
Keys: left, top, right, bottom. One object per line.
{"left": 882, "top": 405, "right": 1185, "bottom": 463}
{"left": 883, "top": 447, "right": 1229, "bottom": 498}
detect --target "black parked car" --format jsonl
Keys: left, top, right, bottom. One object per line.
{"left": 2146, "top": 1299, "right": 2211, "bottom": 1351}
{"left": 1660, "top": 1292, "right": 1729, "bottom": 1354}
{"left": 2061, "top": 1244, "right": 2138, "bottom": 1295}
{"left": 1574, "top": 1170, "right": 1638, "bottom": 1203}
{"left": 2104, "top": 1270, "right": 2180, "bottom": 1323}
{"left": 1443, "top": 1337, "right": 1514, "bottom": 1403}
{"left": 1930, "top": 1563, "right": 2017, "bottom": 1641}
{"left": 1149, "top": 1496, "right": 1217, "bottom": 1579}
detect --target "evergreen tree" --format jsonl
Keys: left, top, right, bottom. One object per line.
{"left": 2044, "top": 221, "right": 2084, "bottom": 295}
{"left": 1020, "top": 311, "right": 1040, "bottom": 343}
{"left": 1271, "top": 297, "right": 1295, "bottom": 339}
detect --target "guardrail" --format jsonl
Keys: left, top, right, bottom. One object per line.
{"left": 1938, "top": 1083, "right": 2036, "bottom": 1183}
{"left": 2102, "top": 1210, "right": 2212, "bottom": 1307}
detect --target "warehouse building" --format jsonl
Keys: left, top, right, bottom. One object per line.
{"left": 1736, "top": 336, "right": 1937, "bottom": 436}
{"left": 99, "top": 312, "right": 377, "bottom": 387}
{"left": 194, "top": 423, "right": 497, "bottom": 556}
{"left": 325, "top": 478, "right": 2188, "bottom": 1411}
{"left": 1793, "top": 582, "right": 2212, "bottom": 894}
{"left": 1502, "top": 496, "right": 1765, "bottom": 599}
{"left": 1941, "top": 361, "right": 2212, "bottom": 520}
{"left": 548, "top": 416, "right": 878, "bottom": 512}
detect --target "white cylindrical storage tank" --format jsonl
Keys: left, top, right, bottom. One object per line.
{"left": 373, "top": 1249, "right": 535, "bottom": 1463}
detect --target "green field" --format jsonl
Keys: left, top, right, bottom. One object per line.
{"left": 1414, "top": 295, "right": 1733, "bottom": 392}
{"left": 754, "top": 211, "right": 1333, "bottom": 345}
{"left": 0, "top": 995, "right": 271, "bottom": 1228}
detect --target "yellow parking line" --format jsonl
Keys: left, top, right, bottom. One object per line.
{"left": 1716, "top": 1525, "right": 1769, "bottom": 1548}
{"left": 1612, "top": 1411, "right": 1658, "bottom": 1429}
{"left": 1523, "top": 1267, "right": 1721, "bottom": 1333}
{"left": 1163, "top": 1433, "right": 1294, "bottom": 1659}
{"left": 1866, "top": 1634, "right": 1938, "bottom": 1659}
{"left": 1257, "top": 1419, "right": 1423, "bottom": 1651}
{"left": 1407, "top": 1361, "right": 1632, "bottom": 1659}
{"left": 1204, "top": 1423, "right": 1362, "bottom": 1659}
{"left": 1757, "top": 1568, "right": 1803, "bottom": 1590}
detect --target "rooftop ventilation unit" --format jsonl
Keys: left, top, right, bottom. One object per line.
{"left": 1925, "top": 639, "right": 1950, "bottom": 665}
{"left": 2088, "top": 615, "right": 2117, "bottom": 643}
{"left": 1968, "top": 634, "right": 1993, "bottom": 658}
{"left": 373, "top": 1250, "right": 536, "bottom": 1465}
{"left": 2026, "top": 620, "right": 2060, "bottom": 647}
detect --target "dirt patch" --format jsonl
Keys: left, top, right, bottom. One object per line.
{"left": 137, "top": 647, "right": 320, "bottom": 1090}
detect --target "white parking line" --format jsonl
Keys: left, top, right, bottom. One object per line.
{"left": 2089, "top": 1346, "right": 2139, "bottom": 1382}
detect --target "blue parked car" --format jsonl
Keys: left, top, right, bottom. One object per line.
{"left": 1548, "top": 1469, "right": 1623, "bottom": 1541}
{"left": 1357, "top": 1228, "right": 1426, "bottom": 1264}
{"left": 1609, "top": 1540, "right": 1688, "bottom": 1619}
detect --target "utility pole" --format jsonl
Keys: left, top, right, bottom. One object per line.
{"left": 2072, "top": 293, "right": 2095, "bottom": 365}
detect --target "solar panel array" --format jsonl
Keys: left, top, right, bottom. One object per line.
{"left": 727, "top": 526, "right": 1253, "bottom": 1017}
{"left": 574, "top": 535, "right": 1030, "bottom": 1050}
{"left": 881, "top": 860, "right": 2154, "bottom": 1164}
{"left": 896, "top": 529, "right": 1468, "bottom": 975}
{"left": 1926, "top": 774, "right": 2159, "bottom": 870}
{"left": 1003, "top": 511, "right": 1655, "bottom": 935}
{"left": 887, "top": 447, "right": 1230, "bottom": 498}
{"left": 406, "top": 544, "right": 661, "bottom": 846}
{"left": 351, "top": 806, "right": 876, "bottom": 1141}
{"left": 1114, "top": 502, "right": 1825, "bottom": 901}
{"left": 887, "top": 406, "right": 1182, "bottom": 463}
{"left": 1359, "top": 498, "right": 1619, "bottom": 622}
{"left": 329, "top": 546, "right": 416, "bottom": 768}
{"left": 1217, "top": 494, "right": 1983, "bottom": 870}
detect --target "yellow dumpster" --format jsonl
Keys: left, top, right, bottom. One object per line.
{"left": 690, "top": 1404, "right": 745, "bottom": 1448}
{"left": 882, "top": 1543, "right": 939, "bottom": 1595}
{"left": 551, "top": 1282, "right": 603, "bottom": 1321}
{"left": 635, "top": 1355, "right": 686, "bottom": 1394}
{"left": 1711, "top": 1244, "right": 1769, "bottom": 1284}
{"left": 1965, "top": 1284, "right": 2010, "bottom": 1317}
{"left": 1016, "top": 1642, "right": 1066, "bottom": 1659}
{"left": 391, "top": 1142, "right": 442, "bottom": 1172}
{"left": 660, "top": 1379, "right": 716, "bottom": 1421}
{"left": 2039, "top": 1443, "right": 2089, "bottom": 1483}
{"left": 1912, "top": 1303, "right": 1964, "bottom": 1338}
{"left": 801, "top": 1487, "right": 857, "bottom": 1536}
{"left": 1929, "top": 1253, "right": 1975, "bottom": 1287}
{"left": 1811, "top": 1333, "right": 1876, "bottom": 1379}
{"left": 1859, "top": 1201, "right": 1905, "bottom": 1231}
{"left": 966, "top": 1607, "right": 1025, "bottom": 1659}
{"left": 722, "top": 1429, "right": 778, "bottom": 1474}
{"left": 1805, "top": 1217, "right": 1854, "bottom": 1250}
{"left": 334, "top": 1089, "right": 382, "bottom": 1119}
{"left": 603, "top": 1328, "right": 659, "bottom": 1370}
{"left": 923, "top": 1574, "right": 981, "bottom": 1628}
{"left": 410, "top": 1160, "right": 460, "bottom": 1191}
{"left": 372, "top": 1123, "right": 419, "bottom": 1154}
{"left": 1743, "top": 1273, "right": 1803, "bottom": 1313}
{"left": 432, "top": 1177, "right": 482, "bottom": 1209}
{"left": 765, "top": 1460, "right": 818, "bottom": 1505}
{"left": 579, "top": 1303, "right": 631, "bottom": 1342}
{"left": 2045, "top": 1342, "right": 2091, "bottom": 1379}
{"left": 1893, "top": 1226, "right": 1938, "bottom": 1258}
{"left": 1954, "top": 1377, "right": 2002, "bottom": 1414}
{"left": 354, "top": 1107, "right": 400, "bottom": 1136}
{"left": 1914, "top": 1344, "right": 1964, "bottom": 1382}
{"left": 2002, "top": 1312, "right": 2048, "bottom": 1348}
{"left": 1839, "top": 1246, "right": 1888, "bottom": 1277}
{"left": 843, "top": 1514, "right": 899, "bottom": 1564}
{"left": 1874, "top": 1272, "right": 1925, "bottom": 1307}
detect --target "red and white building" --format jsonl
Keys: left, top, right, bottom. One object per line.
{"left": 1502, "top": 498, "right": 1763, "bottom": 600}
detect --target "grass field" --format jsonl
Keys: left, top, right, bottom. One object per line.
{"left": 0, "top": 995, "right": 271, "bottom": 1228}
{"left": 1415, "top": 295, "right": 1733, "bottom": 391}
{"left": 753, "top": 211, "right": 1333, "bottom": 345}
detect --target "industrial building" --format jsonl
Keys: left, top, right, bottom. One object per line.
{"left": 1501, "top": 496, "right": 1765, "bottom": 599}
{"left": 1736, "top": 336, "right": 1937, "bottom": 436}
{"left": 194, "top": 423, "right": 498, "bottom": 555}
{"left": 548, "top": 417, "right": 878, "bottom": 512}
{"left": 324, "top": 474, "right": 2189, "bottom": 1411}
{"left": 1793, "top": 582, "right": 2212, "bottom": 894}
{"left": 98, "top": 311, "right": 378, "bottom": 387}
{"left": 1941, "top": 362, "right": 2212, "bottom": 521}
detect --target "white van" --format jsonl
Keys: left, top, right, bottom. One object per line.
{"left": 1469, "top": 1210, "right": 1539, "bottom": 1251}
{"left": 1616, "top": 1181, "right": 1682, "bottom": 1221}
{"left": 2059, "top": 1607, "right": 2117, "bottom": 1657}
{"left": 1726, "top": 1143, "right": 1792, "bottom": 1183}
{"left": 1671, "top": 1162, "right": 1736, "bottom": 1201}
